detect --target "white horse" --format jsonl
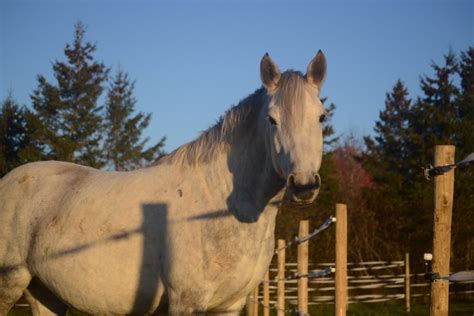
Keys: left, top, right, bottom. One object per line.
{"left": 0, "top": 51, "right": 327, "bottom": 315}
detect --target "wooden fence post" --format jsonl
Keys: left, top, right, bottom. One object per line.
{"left": 253, "top": 286, "right": 259, "bottom": 316}
{"left": 335, "top": 204, "right": 347, "bottom": 316}
{"left": 263, "top": 270, "right": 270, "bottom": 316}
{"left": 246, "top": 294, "right": 253, "bottom": 316}
{"left": 405, "top": 252, "right": 411, "bottom": 313}
{"left": 298, "top": 220, "right": 309, "bottom": 314}
{"left": 277, "top": 239, "right": 286, "bottom": 316}
{"left": 430, "top": 145, "right": 455, "bottom": 316}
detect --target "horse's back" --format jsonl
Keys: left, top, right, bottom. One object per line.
{"left": 0, "top": 160, "right": 96, "bottom": 197}
{"left": 0, "top": 160, "right": 96, "bottom": 225}
{"left": 0, "top": 161, "right": 96, "bottom": 263}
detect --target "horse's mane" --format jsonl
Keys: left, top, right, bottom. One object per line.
{"left": 156, "top": 71, "right": 307, "bottom": 166}
{"left": 155, "top": 88, "right": 267, "bottom": 166}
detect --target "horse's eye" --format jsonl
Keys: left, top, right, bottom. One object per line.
{"left": 319, "top": 114, "right": 327, "bottom": 123}
{"left": 268, "top": 115, "right": 277, "bottom": 126}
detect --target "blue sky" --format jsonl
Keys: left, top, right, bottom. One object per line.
{"left": 1, "top": 0, "right": 472, "bottom": 152}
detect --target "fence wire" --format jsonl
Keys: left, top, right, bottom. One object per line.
{"left": 286, "top": 267, "right": 336, "bottom": 280}
{"left": 252, "top": 216, "right": 337, "bottom": 315}
{"left": 264, "top": 266, "right": 336, "bottom": 284}
{"left": 423, "top": 152, "right": 474, "bottom": 180}
{"left": 427, "top": 270, "right": 474, "bottom": 282}
{"left": 274, "top": 216, "right": 336, "bottom": 253}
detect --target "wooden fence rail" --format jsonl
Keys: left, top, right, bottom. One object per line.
{"left": 249, "top": 261, "right": 473, "bottom": 312}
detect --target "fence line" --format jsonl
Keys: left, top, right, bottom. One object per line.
{"left": 247, "top": 205, "right": 343, "bottom": 316}
{"left": 254, "top": 260, "right": 474, "bottom": 308}
{"left": 247, "top": 146, "right": 474, "bottom": 316}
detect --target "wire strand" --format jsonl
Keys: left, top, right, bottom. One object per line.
{"left": 274, "top": 216, "right": 336, "bottom": 253}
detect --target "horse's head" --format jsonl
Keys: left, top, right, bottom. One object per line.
{"left": 261, "top": 51, "right": 327, "bottom": 204}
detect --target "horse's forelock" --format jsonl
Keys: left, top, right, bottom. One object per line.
{"left": 272, "top": 71, "right": 310, "bottom": 115}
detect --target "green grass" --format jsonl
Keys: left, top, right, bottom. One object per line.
{"left": 7, "top": 307, "right": 31, "bottom": 316}
{"left": 9, "top": 300, "right": 474, "bottom": 315}
{"left": 252, "top": 301, "right": 473, "bottom": 316}
{"left": 306, "top": 300, "right": 474, "bottom": 316}
{"left": 7, "top": 306, "right": 88, "bottom": 316}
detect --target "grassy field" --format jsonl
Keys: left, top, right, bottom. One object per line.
{"left": 8, "top": 300, "right": 474, "bottom": 315}
{"left": 306, "top": 300, "right": 474, "bottom": 315}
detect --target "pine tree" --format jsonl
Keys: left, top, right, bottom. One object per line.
{"left": 368, "top": 80, "right": 411, "bottom": 171}
{"left": 362, "top": 80, "right": 414, "bottom": 259}
{"left": 457, "top": 47, "right": 474, "bottom": 151}
{"left": 0, "top": 95, "right": 41, "bottom": 177}
{"left": 363, "top": 50, "right": 470, "bottom": 265}
{"left": 321, "top": 98, "right": 339, "bottom": 148}
{"left": 363, "top": 80, "right": 412, "bottom": 193}
{"left": 402, "top": 52, "right": 462, "bottom": 256}
{"left": 409, "top": 51, "right": 460, "bottom": 163}
{"left": 30, "top": 22, "right": 108, "bottom": 168}
{"left": 452, "top": 47, "right": 474, "bottom": 270}
{"left": 103, "top": 69, "right": 166, "bottom": 171}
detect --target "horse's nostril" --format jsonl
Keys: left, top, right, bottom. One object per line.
{"left": 314, "top": 173, "right": 321, "bottom": 189}
{"left": 288, "top": 174, "right": 296, "bottom": 187}
{"left": 288, "top": 173, "right": 320, "bottom": 191}
{"left": 287, "top": 172, "right": 321, "bottom": 202}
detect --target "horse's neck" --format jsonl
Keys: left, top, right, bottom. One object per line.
{"left": 212, "top": 117, "right": 286, "bottom": 223}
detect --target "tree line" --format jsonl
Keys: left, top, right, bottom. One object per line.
{"left": 0, "top": 22, "right": 165, "bottom": 176}
{"left": 277, "top": 47, "right": 473, "bottom": 272}
{"left": 1, "top": 23, "right": 472, "bottom": 271}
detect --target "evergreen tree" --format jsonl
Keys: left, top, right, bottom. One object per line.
{"left": 0, "top": 95, "right": 41, "bottom": 177}
{"left": 30, "top": 22, "right": 108, "bottom": 168}
{"left": 457, "top": 47, "right": 474, "bottom": 151}
{"left": 321, "top": 98, "right": 339, "bottom": 148}
{"left": 362, "top": 80, "right": 413, "bottom": 259}
{"left": 363, "top": 50, "right": 471, "bottom": 266}
{"left": 452, "top": 47, "right": 474, "bottom": 270}
{"left": 366, "top": 80, "right": 411, "bottom": 172}
{"left": 403, "top": 52, "right": 462, "bottom": 256}
{"left": 408, "top": 51, "right": 460, "bottom": 163}
{"left": 104, "top": 69, "right": 166, "bottom": 171}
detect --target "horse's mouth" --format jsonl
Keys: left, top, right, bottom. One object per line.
{"left": 290, "top": 197, "right": 316, "bottom": 205}
{"left": 283, "top": 187, "right": 319, "bottom": 206}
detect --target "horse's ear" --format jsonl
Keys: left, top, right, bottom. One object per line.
{"left": 306, "top": 50, "right": 327, "bottom": 89}
{"left": 260, "top": 53, "right": 281, "bottom": 92}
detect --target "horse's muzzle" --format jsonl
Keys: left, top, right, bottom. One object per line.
{"left": 286, "top": 172, "right": 321, "bottom": 204}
